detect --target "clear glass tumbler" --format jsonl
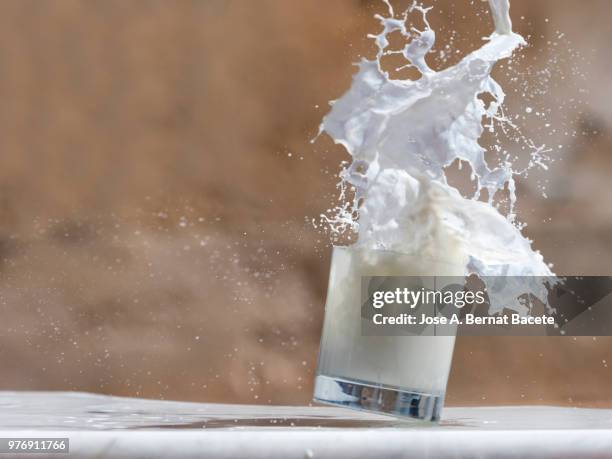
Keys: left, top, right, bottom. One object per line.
{"left": 313, "top": 246, "right": 462, "bottom": 421}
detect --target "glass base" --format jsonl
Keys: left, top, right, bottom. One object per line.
{"left": 313, "top": 374, "right": 443, "bottom": 422}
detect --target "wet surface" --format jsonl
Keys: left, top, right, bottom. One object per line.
{"left": 1, "top": 392, "right": 612, "bottom": 431}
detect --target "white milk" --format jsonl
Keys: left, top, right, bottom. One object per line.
{"left": 315, "top": 0, "right": 554, "bottom": 418}
{"left": 319, "top": 0, "right": 553, "bottom": 293}
{"left": 317, "top": 247, "right": 462, "bottom": 396}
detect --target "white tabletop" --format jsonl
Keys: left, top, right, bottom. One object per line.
{"left": 1, "top": 392, "right": 611, "bottom": 458}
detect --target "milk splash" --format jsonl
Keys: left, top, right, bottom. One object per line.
{"left": 319, "top": 0, "right": 554, "bottom": 311}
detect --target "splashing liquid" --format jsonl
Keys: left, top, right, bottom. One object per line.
{"left": 314, "top": 0, "right": 554, "bottom": 414}
{"left": 319, "top": 0, "right": 553, "bottom": 308}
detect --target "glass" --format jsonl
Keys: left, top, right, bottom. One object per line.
{"left": 313, "top": 246, "right": 463, "bottom": 422}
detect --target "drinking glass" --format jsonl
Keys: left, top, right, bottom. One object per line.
{"left": 313, "top": 246, "right": 463, "bottom": 421}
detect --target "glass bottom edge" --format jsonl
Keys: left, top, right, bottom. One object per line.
{"left": 313, "top": 374, "right": 444, "bottom": 422}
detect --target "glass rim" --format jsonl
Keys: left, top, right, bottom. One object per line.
{"left": 330, "top": 244, "right": 467, "bottom": 269}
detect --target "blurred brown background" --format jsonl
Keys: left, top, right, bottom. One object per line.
{"left": 0, "top": 0, "right": 611, "bottom": 407}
